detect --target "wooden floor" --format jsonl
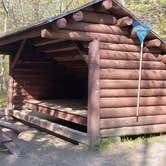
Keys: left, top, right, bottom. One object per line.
{"left": 24, "top": 99, "right": 87, "bottom": 126}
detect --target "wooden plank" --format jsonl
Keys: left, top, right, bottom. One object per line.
{"left": 100, "top": 124, "right": 166, "bottom": 137}
{"left": 88, "top": 39, "right": 100, "bottom": 146}
{"left": 100, "top": 115, "right": 166, "bottom": 129}
{"left": 100, "top": 106, "right": 166, "bottom": 118}
{"left": 11, "top": 39, "right": 27, "bottom": 69}
{"left": 12, "top": 110, "right": 88, "bottom": 144}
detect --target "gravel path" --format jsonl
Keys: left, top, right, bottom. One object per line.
{"left": 0, "top": 129, "right": 165, "bottom": 166}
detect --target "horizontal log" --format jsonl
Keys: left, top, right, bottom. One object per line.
{"left": 12, "top": 110, "right": 88, "bottom": 144}
{"left": 72, "top": 11, "right": 117, "bottom": 24}
{"left": 102, "top": 80, "right": 166, "bottom": 89}
{"left": 100, "top": 43, "right": 161, "bottom": 54}
{"left": 146, "top": 39, "right": 161, "bottom": 48}
{"left": 100, "top": 96, "right": 166, "bottom": 108}
{"left": 56, "top": 18, "right": 67, "bottom": 28}
{"left": 100, "top": 106, "right": 166, "bottom": 118}
{"left": 100, "top": 115, "right": 166, "bottom": 129}
{"left": 100, "top": 59, "right": 166, "bottom": 69}
{"left": 61, "top": 22, "right": 129, "bottom": 36}
{"left": 100, "top": 124, "right": 166, "bottom": 137}
{"left": 41, "top": 29, "right": 139, "bottom": 44}
{"left": 100, "top": 88, "right": 166, "bottom": 97}
{"left": 117, "top": 16, "right": 133, "bottom": 27}
{"left": 99, "top": 50, "right": 165, "bottom": 62}
{"left": 100, "top": 69, "right": 166, "bottom": 80}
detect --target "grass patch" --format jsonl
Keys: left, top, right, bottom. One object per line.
{"left": 97, "top": 137, "right": 120, "bottom": 151}
{"left": 121, "top": 134, "right": 166, "bottom": 149}
{"left": 97, "top": 134, "right": 166, "bottom": 151}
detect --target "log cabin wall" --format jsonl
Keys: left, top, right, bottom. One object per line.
{"left": 99, "top": 42, "right": 166, "bottom": 137}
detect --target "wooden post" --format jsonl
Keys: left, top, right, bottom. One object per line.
{"left": 88, "top": 39, "right": 100, "bottom": 146}
{"left": 11, "top": 39, "right": 27, "bottom": 70}
{"left": 8, "top": 56, "right": 14, "bottom": 110}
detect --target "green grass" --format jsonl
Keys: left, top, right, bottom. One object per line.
{"left": 98, "top": 134, "right": 166, "bottom": 151}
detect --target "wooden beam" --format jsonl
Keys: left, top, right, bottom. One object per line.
{"left": 11, "top": 39, "right": 27, "bottom": 69}
{"left": 12, "top": 110, "right": 88, "bottom": 144}
{"left": 8, "top": 56, "right": 14, "bottom": 110}
{"left": 73, "top": 41, "right": 88, "bottom": 63}
{"left": 88, "top": 39, "right": 100, "bottom": 146}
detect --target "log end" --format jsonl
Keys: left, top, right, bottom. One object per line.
{"left": 73, "top": 11, "right": 84, "bottom": 22}
{"left": 117, "top": 16, "right": 133, "bottom": 27}
{"left": 146, "top": 39, "right": 162, "bottom": 48}
{"left": 56, "top": 18, "right": 67, "bottom": 28}
{"left": 41, "top": 29, "right": 48, "bottom": 38}
{"left": 102, "top": 0, "right": 113, "bottom": 10}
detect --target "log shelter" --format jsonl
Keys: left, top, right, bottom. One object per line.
{"left": 0, "top": 0, "right": 166, "bottom": 145}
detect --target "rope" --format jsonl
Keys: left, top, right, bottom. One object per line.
{"left": 136, "top": 42, "right": 144, "bottom": 122}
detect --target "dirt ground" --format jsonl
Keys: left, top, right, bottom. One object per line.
{"left": 0, "top": 128, "right": 165, "bottom": 166}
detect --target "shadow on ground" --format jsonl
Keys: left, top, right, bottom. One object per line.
{"left": 0, "top": 129, "right": 165, "bottom": 166}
